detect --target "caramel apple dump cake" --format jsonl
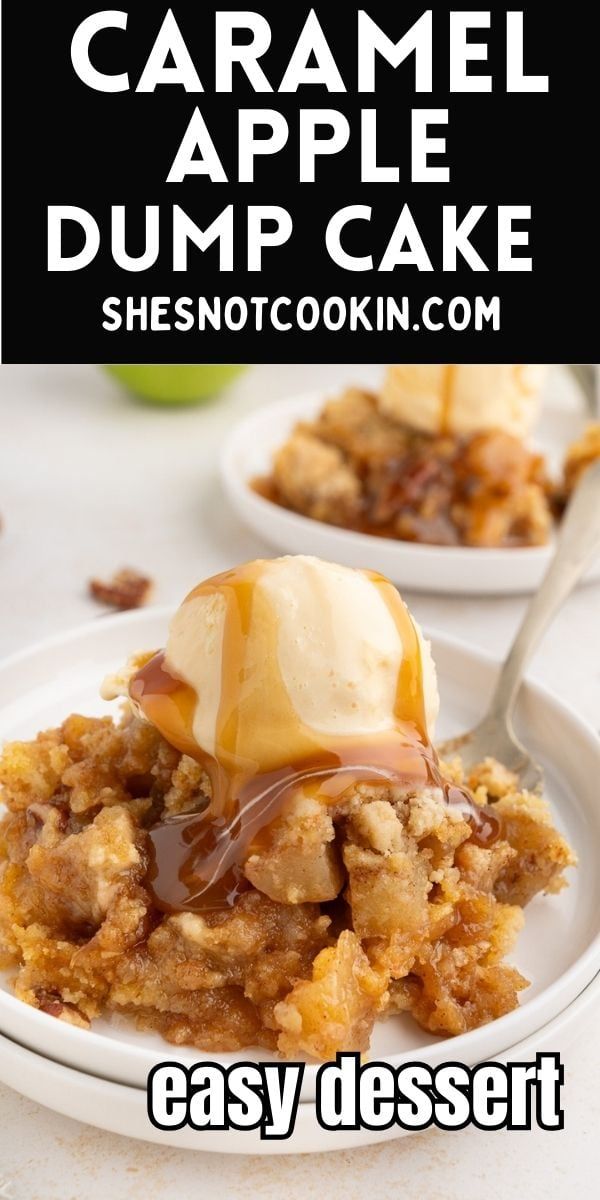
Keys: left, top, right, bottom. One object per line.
{"left": 256, "top": 366, "right": 600, "bottom": 548}
{"left": 0, "top": 557, "right": 575, "bottom": 1060}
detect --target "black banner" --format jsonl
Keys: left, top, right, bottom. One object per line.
{"left": 1, "top": 2, "right": 597, "bottom": 362}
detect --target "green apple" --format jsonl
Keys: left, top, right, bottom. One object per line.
{"left": 103, "top": 364, "right": 247, "bottom": 405}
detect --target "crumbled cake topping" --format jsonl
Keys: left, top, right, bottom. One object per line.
{"left": 0, "top": 711, "right": 575, "bottom": 1060}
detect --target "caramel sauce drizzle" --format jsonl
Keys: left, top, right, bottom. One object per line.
{"left": 440, "top": 364, "right": 457, "bottom": 436}
{"left": 130, "top": 564, "right": 500, "bottom": 913}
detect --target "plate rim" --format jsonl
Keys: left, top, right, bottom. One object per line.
{"left": 0, "top": 968, "right": 598, "bottom": 1154}
{"left": 4, "top": 602, "right": 597, "bottom": 738}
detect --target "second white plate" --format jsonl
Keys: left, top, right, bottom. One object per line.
{"left": 220, "top": 388, "right": 600, "bottom": 595}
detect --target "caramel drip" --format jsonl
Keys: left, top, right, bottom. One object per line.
{"left": 131, "top": 565, "right": 500, "bottom": 913}
{"left": 130, "top": 652, "right": 198, "bottom": 760}
{"left": 365, "top": 569, "right": 427, "bottom": 736}
{"left": 440, "top": 364, "right": 457, "bottom": 435}
{"left": 183, "top": 563, "right": 337, "bottom": 776}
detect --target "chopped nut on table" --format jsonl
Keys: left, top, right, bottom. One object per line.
{"left": 89, "top": 568, "right": 153, "bottom": 610}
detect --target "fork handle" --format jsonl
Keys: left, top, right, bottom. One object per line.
{"left": 489, "top": 459, "right": 600, "bottom": 722}
{"left": 569, "top": 364, "right": 599, "bottom": 416}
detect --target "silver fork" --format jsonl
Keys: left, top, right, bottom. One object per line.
{"left": 569, "top": 364, "right": 599, "bottom": 416}
{"left": 439, "top": 459, "right": 600, "bottom": 792}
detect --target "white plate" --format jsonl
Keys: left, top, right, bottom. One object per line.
{"left": 220, "top": 386, "right": 600, "bottom": 595}
{"left": 1, "top": 609, "right": 599, "bottom": 1099}
{"left": 0, "top": 970, "right": 598, "bottom": 1155}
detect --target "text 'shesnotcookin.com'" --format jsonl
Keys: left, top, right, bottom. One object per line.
{"left": 101, "top": 294, "right": 501, "bottom": 335}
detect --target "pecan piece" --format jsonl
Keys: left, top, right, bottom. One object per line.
{"left": 89, "top": 568, "right": 153, "bottom": 610}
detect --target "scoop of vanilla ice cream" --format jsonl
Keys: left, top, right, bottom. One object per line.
{"left": 163, "top": 556, "right": 439, "bottom": 759}
{"left": 380, "top": 364, "right": 545, "bottom": 438}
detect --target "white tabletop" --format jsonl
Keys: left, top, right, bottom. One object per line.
{"left": 0, "top": 363, "right": 598, "bottom": 1198}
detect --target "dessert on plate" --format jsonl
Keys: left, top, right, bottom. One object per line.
{"left": 0, "top": 556, "right": 575, "bottom": 1060}
{"left": 256, "top": 366, "right": 600, "bottom": 548}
